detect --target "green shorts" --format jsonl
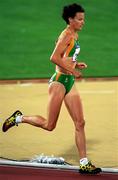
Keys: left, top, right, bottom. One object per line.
{"left": 49, "top": 72, "right": 75, "bottom": 94}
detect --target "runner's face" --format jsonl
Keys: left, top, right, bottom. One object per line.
{"left": 69, "top": 12, "right": 85, "bottom": 31}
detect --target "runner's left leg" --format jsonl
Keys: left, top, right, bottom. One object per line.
{"left": 64, "top": 85, "right": 86, "bottom": 159}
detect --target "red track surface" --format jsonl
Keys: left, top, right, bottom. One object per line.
{"left": 0, "top": 165, "right": 118, "bottom": 180}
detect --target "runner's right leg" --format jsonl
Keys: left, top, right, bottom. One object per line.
{"left": 2, "top": 82, "right": 66, "bottom": 132}
{"left": 22, "top": 82, "right": 66, "bottom": 131}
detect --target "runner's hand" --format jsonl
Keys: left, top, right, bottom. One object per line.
{"left": 76, "top": 62, "right": 87, "bottom": 69}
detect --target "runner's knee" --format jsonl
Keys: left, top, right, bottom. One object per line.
{"left": 75, "top": 119, "right": 85, "bottom": 131}
{"left": 46, "top": 124, "right": 56, "bottom": 131}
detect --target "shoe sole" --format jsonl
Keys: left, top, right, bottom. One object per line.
{"left": 79, "top": 168, "right": 102, "bottom": 174}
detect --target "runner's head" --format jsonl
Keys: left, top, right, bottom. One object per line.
{"left": 62, "top": 3, "right": 85, "bottom": 31}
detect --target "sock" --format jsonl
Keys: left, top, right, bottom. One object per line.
{"left": 80, "top": 157, "right": 89, "bottom": 166}
{"left": 16, "top": 115, "right": 23, "bottom": 124}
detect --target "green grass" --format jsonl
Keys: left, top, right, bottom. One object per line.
{"left": 0, "top": 0, "right": 118, "bottom": 79}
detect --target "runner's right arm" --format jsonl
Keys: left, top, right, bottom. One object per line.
{"left": 50, "top": 32, "right": 81, "bottom": 78}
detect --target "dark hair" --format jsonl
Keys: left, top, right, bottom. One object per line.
{"left": 62, "top": 3, "right": 85, "bottom": 24}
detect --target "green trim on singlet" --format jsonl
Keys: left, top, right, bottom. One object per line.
{"left": 49, "top": 72, "right": 75, "bottom": 94}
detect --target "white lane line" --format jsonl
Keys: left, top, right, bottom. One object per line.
{"left": 17, "top": 83, "right": 116, "bottom": 94}
{"left": 80, "top": 90, "right": 115, "bottom": 94}
{"left": 19, "top": 83, "right": 33, "bottom": 87}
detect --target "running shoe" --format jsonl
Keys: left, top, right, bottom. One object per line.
{"left": 2, "top": 110, "right": 22, "bottom": 132}
{"left": 79, "top": 161, "right": 102, "bottom": 174}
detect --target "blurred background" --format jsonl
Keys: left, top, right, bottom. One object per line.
{"left": 0, "top": 0, "right": 118, "bottom": 80}
{"left": 0, "top": 0, "right": 118, "bottom": 168}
